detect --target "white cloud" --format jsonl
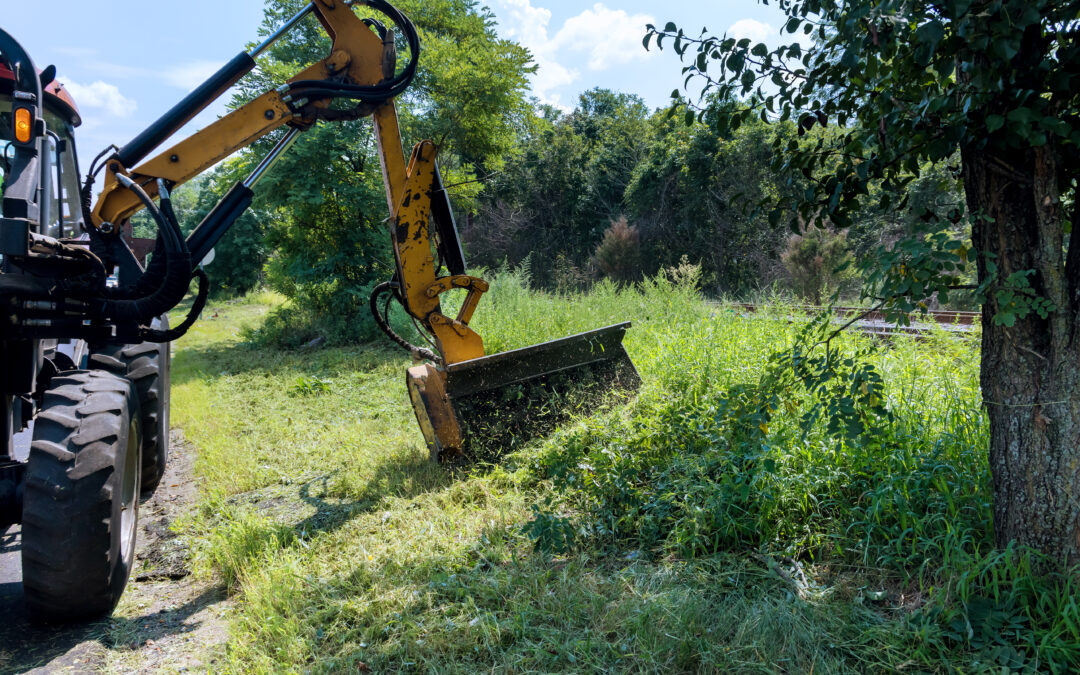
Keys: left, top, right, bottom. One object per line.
{"left": 728, "top": 19, "right": 774, "bottom": 43}
{"left": 492, "top": 0, "right": 654, "bottom": 108}
{"left": 57, "top": 78, "right": 136, "bottom": 118}
{"left": 550, "top": 4, "right": 656, "bottom": 71}
{"left": 164, "top": 60, "right": 226, "bottom": 91}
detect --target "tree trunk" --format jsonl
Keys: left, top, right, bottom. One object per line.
{"left": 962, "top": 144, "right": 1080, "bottom": 565}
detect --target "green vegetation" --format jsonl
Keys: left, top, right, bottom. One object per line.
{"left": 649, "top": 0, "right": 1080, "bottom": 562}
{"left": 170, "top": 271, "right": 1077, "bottom": 672}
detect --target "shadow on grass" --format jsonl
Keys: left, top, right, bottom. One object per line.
{"left": 294, "top": 451, "right": 452, "bottom": 540}
{"left": 226, "top": 444, "right": 454, "bottom": 557}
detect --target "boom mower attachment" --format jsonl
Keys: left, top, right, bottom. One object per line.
{"left": 374, "top": 140, "right": 641, "bottom": 460}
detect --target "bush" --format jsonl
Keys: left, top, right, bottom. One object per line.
{"left": 781, "top": 225, "right": 856, "bottom": 304}
{"left": 591, "top": 217, "right": 642, "bottom": 284}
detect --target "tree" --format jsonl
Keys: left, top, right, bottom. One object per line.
{"left": 624, "top": 99, "right": 800, "bottom": 293}
{"left": 592, "top": 216, "right": 642, "bottom": 284}
{"left": 647, "top": 0, "right": 1080, "bottom": 562}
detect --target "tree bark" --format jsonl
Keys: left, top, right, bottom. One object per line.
{"left": 962, "top": 143, "right": 1080, "bottom": 565}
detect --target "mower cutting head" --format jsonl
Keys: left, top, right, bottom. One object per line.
{"left": 376, "top": 141, "right": 641, "bottom": 461}
{"left": 408, "top": 322, "right": 640, "bottom": 461}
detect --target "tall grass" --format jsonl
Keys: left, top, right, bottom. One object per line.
{"left": 485, "top": 267, "right": 1075, "bottom": 672}
{"left": 170, "top": 270, "right": 1078, "bottom": 673}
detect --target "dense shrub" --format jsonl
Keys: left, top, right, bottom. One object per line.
{"left": 781, "top": 226, "right": 856, "bottom": 304}
{"left": 591, "top": 217, "right": 642, "bottom": 284}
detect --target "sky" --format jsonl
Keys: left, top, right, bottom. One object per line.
{"left": 3, "top": 0, "right": 791, "bottom": 170}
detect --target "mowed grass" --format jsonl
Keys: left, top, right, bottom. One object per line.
{"left": 167, "top": 274, "right": 1076, "bottom": 672}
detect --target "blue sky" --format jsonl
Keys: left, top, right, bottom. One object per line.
{"left": 4, "top": 1, "right": 789, "bottom": 167}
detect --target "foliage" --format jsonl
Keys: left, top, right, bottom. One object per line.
{"left": 468, "top": 90, "right": 651, "bottom": 288}
{"left": 472, "top": 92, "right": 828, "bottom": 297}
{"left": 591, "top": 216, "right": 641, "bottom": 284}
{"left": 624, "top": 100, "right": 803, "bottom": 294}
{"left": 781, "top": 225, "right": 855, "bottom": 303}
{"left": 289, "top": 374, "right": 332, "bottom": 396}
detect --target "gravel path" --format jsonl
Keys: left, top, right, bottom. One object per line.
{"left": 0, "top": 429, "right": 232, "bottom": 674}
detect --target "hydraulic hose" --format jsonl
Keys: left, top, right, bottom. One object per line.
{"left": 140, "top": 269, "right": 210, "bottom": 342}
{"left": 117, "top": 180, "right": 181, "bottom": 300}
{"left": 95, "top": 174, "right": 192, "bottom": 321}
{"left": 370, "top": 281, "right": 439, "bottom": 362}
{"left": 285, "top": 0, "right": 420, "bottom": 106}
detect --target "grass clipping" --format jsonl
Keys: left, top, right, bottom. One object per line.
{"left": 454, "top": 354, "right": 639, "bottom": 463}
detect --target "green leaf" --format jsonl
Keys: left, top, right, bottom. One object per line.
{"left": 915, "top": 20, "right": 945, "bottom": 52}
{"left": 752, "top": 43, "right": 769, "bottom": 57}
{"left": 985, "top": 115, "right": 1004, "bottom": 132}
{"left": 993, "top": 311, "right": 1016, "bottom": 327}
{"left": 1007, "top": 107, "right": 1035, "bottom": 124}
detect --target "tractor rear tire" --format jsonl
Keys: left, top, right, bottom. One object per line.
{"left": 89, "top": 321, "right": 170, "bottom": 495}
{"left": 21, "top": 370, "right": 142, "bottom": 621}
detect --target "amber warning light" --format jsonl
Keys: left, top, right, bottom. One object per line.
{"left": 14, "top": 107, "right": 32, "bottom": 144}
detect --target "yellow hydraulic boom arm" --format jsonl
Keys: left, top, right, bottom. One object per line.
{"left": 90, "top": 0, "right": 487, "bottom": 362}
{"left": 93, "top": 0, "right": 405, "bottom": 227}
{"left": 87, "top": 0, "right": 636, "bottom": 461}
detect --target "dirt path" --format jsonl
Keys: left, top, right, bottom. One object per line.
{"left": 0, "top": 429, "right": 232, "bottom": 674}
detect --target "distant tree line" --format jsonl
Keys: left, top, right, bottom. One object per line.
{"left": 139, "top": 0, "right": 969, "bottom": 343}
{"left": 468, "top": 88, "right": 966, "bottom": 301}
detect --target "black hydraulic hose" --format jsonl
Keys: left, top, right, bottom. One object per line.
{"left": 155, "top": 181, "right": 187, "bottom": 269}
{"left": 140, "top": 269, "right": 209, "bottom": 342}
{"left": 96, "top": 175, "right": 192, "bottom": 321}
{"left": 370, "top": 281, "right": 439, "bottom": 362}
{"left": 125, "top": 231, "right": 169, "bottom": 299}
{"left": 124, "top": 179, "right": 186, "bottom": 299}
{"left": 286, "top": 0, "right": 420, "bottom": 105}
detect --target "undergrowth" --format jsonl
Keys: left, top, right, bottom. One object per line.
{"left": 168, "top": 269, "right": 1078, "bottom": 673}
